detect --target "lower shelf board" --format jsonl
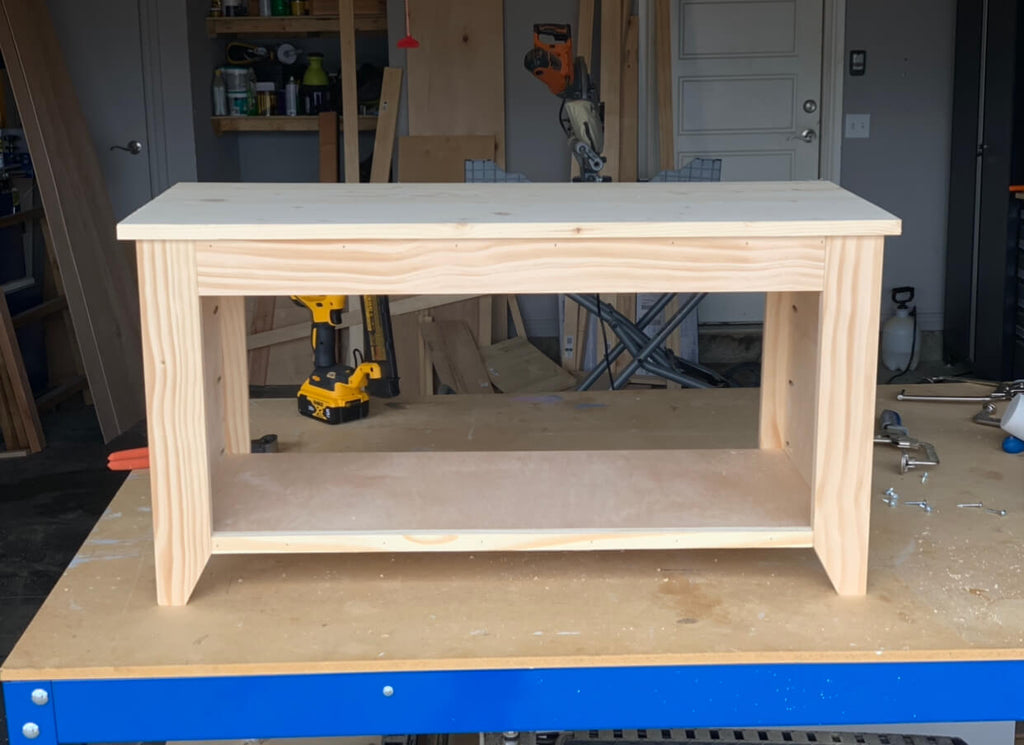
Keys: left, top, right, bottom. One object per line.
{"left": 210, "top": 449, "right": 813, "bottom": 553}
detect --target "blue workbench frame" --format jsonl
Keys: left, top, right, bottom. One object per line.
{"left": 6, "top": 661, "right": 1024, "bottom": 744}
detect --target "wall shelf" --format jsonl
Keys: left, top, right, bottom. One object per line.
{"left": 206, "top": 6, "right": 386, "bottom": 37}
{"left": 212, "top": 115, "right": 377, "bottom": 135}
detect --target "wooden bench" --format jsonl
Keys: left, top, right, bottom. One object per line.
{"left": 117, "top": 181, "right": 901, "bottom": 605}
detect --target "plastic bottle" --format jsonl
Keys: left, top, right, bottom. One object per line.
{"left": 881, "top": 286, "right": 921, "bottom": 372}
{"left": 302, "top": 53, "right": 329, "bottom": 114}
{"left": 272, "top": 0, "right": 289, "bottom": 15}
{"left": 212, "top": 69, "right": 228, "bottom": 117}
{"left": 285, "top": 76, "right": 299, "bottom": 116}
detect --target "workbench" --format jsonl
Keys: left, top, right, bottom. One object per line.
{"left": 116, "top": 181, "right": 900, "bottom": 604}
{"left": 4, "top": 385, "right": 1024, "bottom": 743}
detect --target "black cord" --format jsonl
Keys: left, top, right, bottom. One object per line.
{"left": 594, "top": 294, "right": 616, "bottom": 390}
{"left": 886, "top": 307, "right": 918, "bottom": 384}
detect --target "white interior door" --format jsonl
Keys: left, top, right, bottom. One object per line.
{"left": 47, "top": 0, "right": 153, "bottom": 221}
{"left": 671, "top": 0, "right": 824, "bottom": 323}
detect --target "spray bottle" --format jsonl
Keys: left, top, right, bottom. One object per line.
{"left": 212, "top": 69, "right": 228, "bottom": 117}
{"left": 881, "top": 286, "right": 921, "bottom": 373}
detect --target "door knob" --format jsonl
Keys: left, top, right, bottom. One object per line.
{"left": 111, "top": 140, "right": 143, "bottom": 155}
{"left": 795, "top": 128, "right": 816, "bottom": 143}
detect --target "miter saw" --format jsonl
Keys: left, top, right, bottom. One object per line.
{"left": 523, "top": 23, "right": 608, "bottom": 182}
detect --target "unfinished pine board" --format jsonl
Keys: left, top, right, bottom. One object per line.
{"left": 507, "top": 295, "right": 527, "bottom": 338}
{"left": 118, "top": 181, "right": 899, "bottom": 604}
{"left": 405, "top": 0, "right": 505, "bottom": 166}
{"left": 619, "top": 15, "right": 639, "bottom": 183}
{"left": 369, "top": 67, "right": 402, "bottom": 183}
{"left": 599, "top": 0, "right": 623, "bottom": 181}
{"left": 118, "top": 182, "right": 900, "bottom": 242}
{"left": 8, "top": 386, "right": 1024, "bottom": 682}
{"left": 654, "top": 0, "right": 675, "bottom": 172}
{"left": 191, "top": 236, "right": 828, "bottom": 295}
{"left": 246, "top": 297, "right": 277, "bottom": 385}
{"left": 810, "top": 237, "right": 886, "bottom": 596}
{"left": 571, "top": 0, "right": 596, "bottom": 181}
{"left": 482, "top": 336, "right": 576, "bottom": 393}
{"left": 398, "top": 135, "right": 497, "bottom": 183}
{"left": 338, "top": 0, "right": 360, "bottom": 183}
{"left": 0, "top": 0, "right": 144, "bottom": 440}
{"left": 419, "top": 319, "right": 493, "bottom": 394}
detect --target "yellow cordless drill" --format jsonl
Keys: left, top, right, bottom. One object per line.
{"left": 291, "top": 295, "right": 398, "bottom": 424}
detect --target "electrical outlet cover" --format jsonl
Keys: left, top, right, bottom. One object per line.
{"left": 845, "top": 114, "right": 871, "bottom": 139}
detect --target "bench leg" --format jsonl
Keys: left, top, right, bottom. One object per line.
{"left": 760, "top": 237, "right": 884, "bottom": 595}
{"left": 813, "top": 237, "right": 885, "bottom": 595}
{"left": 138, "top": 241, "right": 241, "bottom": 606}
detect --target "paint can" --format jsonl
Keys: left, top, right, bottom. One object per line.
{"left": 222, "top": 67, "right": 252, "bottom": 116}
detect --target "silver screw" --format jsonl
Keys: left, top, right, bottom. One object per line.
{"left": 921, "top": 472, "right": 929, "bottom": 485}
{"left": 29, "top": 689, "right": 48, "bottom": 706}
{"left": 986, "top": 508, "right": 1007, "bottom": 517}
{"left": 957, "top": 503, "right": 983, "bottom": 508}
{"left": 905, "top": 500, "right": 933, "bottom": 512}
{"left": 21, "top": 723, "right": 39, "bottom": 740}
{"left": 382, "top": 685, "right": 394, "bottom": 697}
{"left": 884, "top": 488, "right": 898, "bottom": 497}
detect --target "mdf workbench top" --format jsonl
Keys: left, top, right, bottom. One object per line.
{"left": 116, "top": 181, "right": 901, "bottom": 241}
{"left": 3, "top": 387, "right": 1023, "bottom": 683}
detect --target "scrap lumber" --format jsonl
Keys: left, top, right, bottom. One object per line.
{"left": 369, "top": 67, "right": 403, "bottom": 183}
{"left": 620, "top": 14, "right": 639, "bottom": 183}
{"left": 247, "top": 298, "right": 277, "bottom": 385}
{"left": 0, "top": 290, "right": 44, "bottom": 452}
{"left": 247, "top": 295, "right": 480, "bottom": 351}
{"left": 482, "top": 337, "right": 575, "bottom": 394}
{"left": 398, "top": 135, "right": 497, "bottom": 183}
{"left": 338, "top": 0, "right": 360, "bottom": 182}
{"left": 406, "top": 0, "right": 506, "bottom": 166}
{"left": 508, "top": 295, "right": 527, "bottom": 338}
{"left": 599, "top": 0, "right": 623, "bottom": 181}
{"left": 655, "top": 0, "right": 675, "bottom": 171}
{"left": 571, "top": 0, "right": 596, "bottom": 180}
{"left": 419, "top": 319, "right": 494, "bottom": 394}
{"left": 0, "top": 0, "right": 144, "bottom": 440}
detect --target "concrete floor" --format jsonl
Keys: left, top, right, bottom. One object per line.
{"left": 0, "top": 401, "right": 145, "bottom": 745}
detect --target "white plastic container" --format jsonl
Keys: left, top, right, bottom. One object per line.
{"left": 1002, "top": 394, "right": 1024, "bottom": 439}
{"left": 881, "top": 287, "right": 921, "bottom": 372}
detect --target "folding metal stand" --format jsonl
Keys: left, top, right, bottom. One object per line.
{"left": 569, "top": 293, "right": 729, "bottom": 390}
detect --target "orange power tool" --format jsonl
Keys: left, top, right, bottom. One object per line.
{"left": 524, "top": 23, "right": 575, "bottom": 96}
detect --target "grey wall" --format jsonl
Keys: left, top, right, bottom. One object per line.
{"left": 841, "top": 0, "right": 957, "bottom": 331}
{"left": 187, "top": 0, "right": 241, "bottom": 183}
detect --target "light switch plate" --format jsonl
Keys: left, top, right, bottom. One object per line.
{"left": 845, "top": 114, "right": 871, "bottom": 139}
